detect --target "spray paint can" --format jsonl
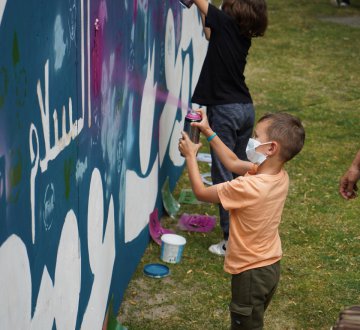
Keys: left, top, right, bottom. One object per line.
{"left": 183, "top": 111, "right": 202, "bottom": 144}
{"left": 179, "top": 0, "right": 194, "bottom": 8}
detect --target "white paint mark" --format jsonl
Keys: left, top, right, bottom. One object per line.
{"left": 54, "top": 15, "right": 66, "bottom": 71}
{"left": 124, "top": 156, "right": 158, "bottom": 243}
{"left": 76, "top": 157, "right": 88, "bottom": 182}
{"left": 43, "top": 183, "right": 55, "bottom": 230}
{"left": 81, "top": 168, "right": 116, "bottom": 329}
{"left": 0, "top": 0, "right": 7, "bottom": 27}
{"left": 139, "top": 44, "right": 157, "bottom": 175}
{"left": 0, "top": 236, "right": 31, "bottom": 329}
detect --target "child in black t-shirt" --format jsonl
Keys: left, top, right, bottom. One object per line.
{"left": 190, "top": 0, "right": 268, "bottom": 257}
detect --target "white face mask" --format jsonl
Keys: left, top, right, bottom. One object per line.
{"left": 246, "top": 138, "right": 271, "bottom": 165}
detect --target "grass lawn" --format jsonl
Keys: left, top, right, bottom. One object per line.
{"left": 118, "top": 0, "right": 360, "bottom": 329}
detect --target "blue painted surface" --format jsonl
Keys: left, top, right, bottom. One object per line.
{"left": 0, "top": 0, "right": 206, "bottom": 328}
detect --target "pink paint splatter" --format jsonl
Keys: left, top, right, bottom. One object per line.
{"left": 91, "top": 1, "right": 108, "bottom": 98}
{"left": 155, "top": 88, "right": 192, "bottom": 113}
{"left": 92, "top": 20, "right": 103, "bottom": 98}
{"left": 98, "top": 0, "right": 108, "bottom": 32}
{"left": 133, "top": 0, "right": 138, "bottom": 22}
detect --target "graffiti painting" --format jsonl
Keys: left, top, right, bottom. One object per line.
{"left": 0, "top": 0, "right": 207, "bottom": 328}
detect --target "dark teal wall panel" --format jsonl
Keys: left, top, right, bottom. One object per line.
{"left": 0, "top": 0, "right": 207, "bottom": 328}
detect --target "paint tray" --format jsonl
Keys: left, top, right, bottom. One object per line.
{"left": 177, "top": 213, "right": 216, "bottom": 233}
{"left": 178, "top": 189, "right": 202, "bottom": 205}
{"left": 161, "top": 177, "right": 180, "bottom": 218}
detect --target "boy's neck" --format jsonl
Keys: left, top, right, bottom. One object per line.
{"left": 256, "top": 160, "right": 284, "bottom": 175}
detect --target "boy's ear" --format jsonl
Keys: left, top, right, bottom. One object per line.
{"left": 266, "top": 141, "right": 279, "bottom": 156}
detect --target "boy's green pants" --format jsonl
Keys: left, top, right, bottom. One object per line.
{"left": 229, "top": 261, "right": 281, "bottom": 330}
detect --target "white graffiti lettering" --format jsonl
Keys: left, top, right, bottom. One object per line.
{"left": 123, "top": 8, "right": 207, "bottom": 242}
{"left": 29, "top": 0, "right": 90, "bottom": 243}
{"left": 159, "top": 7, "right": 207, "bottom": 167}
{"left": 0, "top": 0, "right": 7, "bottom": 27}
{"left": 0, "top": 168, "right": 115, "bottom": 329}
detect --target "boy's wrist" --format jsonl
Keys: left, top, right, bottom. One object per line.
{"left": 185, "top": 152, "right": 197, "bottom": 161}
{"left": 207, "top": 132, "right": 217, "bottom": 142}
{"left": 204, "top": 128, "right": 214, "bottom": 138}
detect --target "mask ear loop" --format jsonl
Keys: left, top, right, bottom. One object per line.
{"left": 256, "top": 141, "right": 272, "bottom": 150}
{"left": 253, "top": 141, "right": 273, "bottom": 160}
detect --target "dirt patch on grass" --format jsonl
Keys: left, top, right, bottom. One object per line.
{"left": 118, "top": 276, "right": 180, "bottom": 323}
{"left": 319, "top": 15, "right": 360, "bottom": 27}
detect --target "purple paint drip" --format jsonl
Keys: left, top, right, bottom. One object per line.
{"left": 133, "top": 0, "right": 138, "bottom": 22}
{"left": 92, "top": 24, "right": 103, "bottom": 98}
{"left": 90, "top": 1, "right": 192, "bottom": 114}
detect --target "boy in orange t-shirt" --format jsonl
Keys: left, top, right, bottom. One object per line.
{"left": 179, "top": 109, "right": 305, "bottom": 330}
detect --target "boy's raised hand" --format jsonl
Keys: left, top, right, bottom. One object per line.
{"left": 179, "top": 131, "right": 202, "bottom": 158}
{"left": 192, "top": 108, "right": 212, "bottom": 136}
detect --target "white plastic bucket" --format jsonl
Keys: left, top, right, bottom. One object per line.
{"left": 160, "top": 234, "right": 186, "bottom": 264}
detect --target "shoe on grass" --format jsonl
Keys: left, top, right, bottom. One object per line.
{"left": 209, "top": 240, "right": 227, "bottom": 256}
{"left": 330, "top": 0, "right": 341, "bottom": 6}
{"left": 330, "top": 0, "right": 350, "bottom": 6}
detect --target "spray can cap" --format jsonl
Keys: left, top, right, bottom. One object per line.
{"left": 186, "top": 110, "right": 202, "bottom": 121}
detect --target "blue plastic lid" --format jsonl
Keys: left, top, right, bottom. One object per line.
{"left": 143, "top": 263, "right": 170, "bottom": 278}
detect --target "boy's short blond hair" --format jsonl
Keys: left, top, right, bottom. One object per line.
{"left": 258, "top": 112, "right": 305, "bottom": 162}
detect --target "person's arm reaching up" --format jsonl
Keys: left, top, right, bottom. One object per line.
{"left": 192, "top": 109, "right": 255, "bottom": 175}
{"left": 200, "top": 11, "right": 211, "bottom": 40}
{"left": 193, "top": 0, "right": 210, "bottom": 40}
{"left": 178, "top": 132, "right": 220, "bottom": 203}
{"left": 193, "top": 0, "right": 209, "bottom": 16}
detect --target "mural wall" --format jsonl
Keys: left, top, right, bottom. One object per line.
{"left": 0, "top": 0, "right": 207, "bottom": 328}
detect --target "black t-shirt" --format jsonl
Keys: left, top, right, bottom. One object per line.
{"left": 191, "top": 4, "right": 252, "bottom": 106}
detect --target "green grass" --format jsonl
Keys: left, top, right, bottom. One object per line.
{"left": 118, "top": 1, "right": 360, "bottom": 329}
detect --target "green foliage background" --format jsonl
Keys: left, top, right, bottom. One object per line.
{"left": 118, "top": 1, "right": 360, "bottom": 329}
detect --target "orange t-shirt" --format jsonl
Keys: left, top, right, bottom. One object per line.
{"left": 217, "top": 170, "right": 289, "bottom": 274}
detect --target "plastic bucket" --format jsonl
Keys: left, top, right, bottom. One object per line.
{"left": 160, "top": 234, "right": 186, "bottom": 264}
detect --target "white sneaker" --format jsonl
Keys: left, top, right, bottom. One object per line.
{"left": 208, "top": 240, "right": 227, "bottom": 256}
{"left": 330, "top": 0, "right": 349, "bottom": 6}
